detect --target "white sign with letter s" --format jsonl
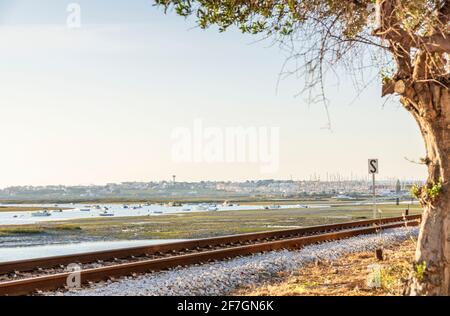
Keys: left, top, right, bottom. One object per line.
{"left": 368, "top": 159, "right": 379, "bottom": 174}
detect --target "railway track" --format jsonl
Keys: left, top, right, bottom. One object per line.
{"left": 0, "top": 215, "right": 421, "bottom": 296}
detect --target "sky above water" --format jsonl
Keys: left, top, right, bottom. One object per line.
{"left": 0, "top": 0, "right": 427, "bottom": 187}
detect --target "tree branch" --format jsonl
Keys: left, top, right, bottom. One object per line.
{"left": 417, "top": 33, "right": 450, "bottom": 53}
{"left": 373, "top": 0, "right": 412, "bottom": 78}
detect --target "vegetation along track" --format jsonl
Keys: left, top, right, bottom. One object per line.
{"left": 0, "top": 215, "right": 421, "bottom": 296}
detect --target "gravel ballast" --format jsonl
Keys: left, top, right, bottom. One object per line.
{"left": 59, "top": 227, "right": 418, "bottom": 296}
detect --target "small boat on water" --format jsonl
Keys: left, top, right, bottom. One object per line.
{"left": 182, "top": 207, "right": 191, "bottom": 212}
{"left": 208, "top": 206, "right": 218, "bottom": 211}
{"left": 76, "top": 208, "right": 91, "bottom": 212}
{"left": 32, "top": 210, "right": 52, "bottom": 217}
{"left": 166, "top": 202, "right": 182, "bottom": 207}
{"left": 264, "top": 205, "right": 281, "bottom": 210}
{"left": 153, "top": 210, "right": 163, "bottom": 214}
{"left": 99, "top": 210, "right": 114, "bottom": 217}
{"left": 194, "top": 203, "right": 208, "bottom": 211}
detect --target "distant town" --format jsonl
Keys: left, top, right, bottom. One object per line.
{"left": 0, "top": 178, "right": 423, "bottom": 201}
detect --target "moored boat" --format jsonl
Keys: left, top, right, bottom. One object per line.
{"left": 32, "top": 210, "right": 52, "bottom": 217}
{"left": 99, "top": 210, "right": 114, "bottom": 217}
{"left": 195, "top": 204, "right": 208, "bottom": 211}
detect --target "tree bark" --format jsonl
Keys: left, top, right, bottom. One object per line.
{"left": 403, "top": 82, "right": 450, "bottom": 295}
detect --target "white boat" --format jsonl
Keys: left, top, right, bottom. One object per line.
{"left": 264, "top": 205, "right": 281, "bottom": 210}
{"left": 195, "top": 204, "right": 208, "bottom": 211}
{"left": 76, "top": 208, "right": 91, "bottom": 212}
{"left": 99, "top": 211, "right": 114, "bottom": 217}
{"left": 165, "top": 202, "right": 182, "bottom": 207}
{"left": 32, "top": 210, "right": 52, "bottom": 217}
{"left": 153, "top": 210, "right": 163, "bottom": 214}
{"left": 208, "top": 206, "right": 218, "bottom": 211}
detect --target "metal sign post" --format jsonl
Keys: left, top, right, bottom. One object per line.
{"left": 368, "top": 159, "right": 379, "bottom": 219}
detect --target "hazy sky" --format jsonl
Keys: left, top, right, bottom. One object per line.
{"left": 0, "top": 0, "right": 427, "bottom": 187}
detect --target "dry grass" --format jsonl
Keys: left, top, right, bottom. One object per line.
{"left": 234, "top": 238, "right": 417, "bottom": 296}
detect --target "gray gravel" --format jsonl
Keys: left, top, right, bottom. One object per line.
{"left": 58, "top": 227, "right": 418, "bottom": 296}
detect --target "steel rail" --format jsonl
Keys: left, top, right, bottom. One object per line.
{"left": 0, "top": 214, "right": 420, "bottom": 276}
{"left": 0, "top": 217, "right": 420, "bottom": 296}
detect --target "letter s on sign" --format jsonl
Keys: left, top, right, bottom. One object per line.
{"left": 368, "top": 159, "right": 378, "bottom": 174}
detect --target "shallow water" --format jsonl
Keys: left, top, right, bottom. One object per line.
{"left": 0, "top": 200, "right": 415, "bottom": 226}
{"left": 0, "top": 203, "right": 297, "bottom": 225}
{"left": 0, "top": 239, "right": 185, "bottom": 263}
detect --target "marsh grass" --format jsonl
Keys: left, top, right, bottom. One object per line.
{"left": 0, "top": 224, "right": 82, "bottom": 236}
{"left": 0, "top": 202, "right": 421, "bottom": 240}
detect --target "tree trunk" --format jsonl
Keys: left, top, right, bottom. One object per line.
{"left": 403, "top": 81, "right": 450, "bottom": 295}
{"left": 409, "top": 185, "right": 450, "bottom": 295}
